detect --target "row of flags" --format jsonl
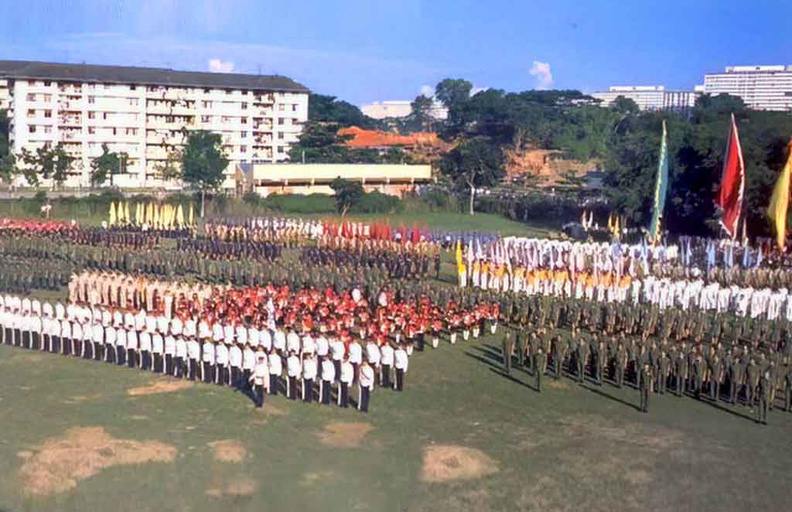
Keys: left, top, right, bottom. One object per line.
{"left": 649, "top": 115, "right": 792, "bottom": 251}
{"left": 108, "top": 201, "right": 195, "bottom": 229}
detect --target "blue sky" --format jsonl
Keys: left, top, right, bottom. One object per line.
{"left": 1, "top": 0, "right": 790, "bottom": 105}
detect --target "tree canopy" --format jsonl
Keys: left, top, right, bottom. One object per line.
{"left": 438, "top": 136, "right": 505, "bottom": 215}
{"left": 308, "top": 94, "right": 379, "bottom": 129}
{"left": 181, "top": 130, "right": 229, "bottom": 216}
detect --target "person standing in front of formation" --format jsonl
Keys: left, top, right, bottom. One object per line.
{"left": 242, "top": 343, "right": 256, "bottom": 395}
{"left": 394, "top": 343, "right": 408, "bottom": 391}
{"left": 359, "top": 359, "right": 374, "bottom": 413}
{"left": 639, "top": 362, "right": 653, "bottom": 413}
{"left": 365, "top": 338, "right": 381, "bottom": 388}
{"left": 250, "top": 349, "right": 267, "bottom": 409}
{"left": 187, "top": 337, "right": 201, "bottom": 381}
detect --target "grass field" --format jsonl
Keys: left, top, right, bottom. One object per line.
{"left": 1, "top": 328, "right": 790, "bottom": 512}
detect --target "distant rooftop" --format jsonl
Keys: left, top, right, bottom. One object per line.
{"left": 0, "top": 59, "right": 309, "bottom": 93}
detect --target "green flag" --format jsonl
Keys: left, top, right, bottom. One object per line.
{"left": 649, "top": 120, "right": 669, "bottom": 242}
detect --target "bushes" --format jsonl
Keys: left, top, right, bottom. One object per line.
{"left": 262, "top": 194, "right": 335, "bottom": 214}
{"left": 350, "top": 191, "right": 402, "bottom": 214}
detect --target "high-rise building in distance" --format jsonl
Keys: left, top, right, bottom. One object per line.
{"left": 703, "top": 65, "right": 792, "bottom": 111}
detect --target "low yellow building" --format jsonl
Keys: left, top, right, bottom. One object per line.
{"left": 236, "top": 163, "right": 433, "bottom": 197}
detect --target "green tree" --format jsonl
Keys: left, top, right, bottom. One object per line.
{"left": 308, "top": 94, "right": 379, "bottom": 128}
{"left": 405, "top": 94, "right": 434, "bottom": 133}
{"left": 439, "top": 137, "right": 505, "bottom": 215}
{"left": 435, "top": 78, "right": 473, "bottom": 134}
{"left": 181, "top": 130, "right": 229, "bottom": 217}
{"left": 155, "top": 147, "right": 183, "bottom": 182}
{"left": 0, "top": 153, "right": 17, "bottom": 184}
{"left": 609, "top": 96, "right": 640, "bottom": 115}
{"left": 330, "top": 177, "right": 364, "bottom": 216}
{"left": 19, "top": 143, "right": 73, "bottom": 188}
{"left": 90, "top": 144, "right": 126, "bottom": 187}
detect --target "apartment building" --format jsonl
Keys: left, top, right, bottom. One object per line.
{"left": 703, "top": 65, "right": 792, "bottom": 111}
{"left": 0, "top": 60, "right": 309, "bottom": 188}
{"left": 592, "top": 86, "right": 700, "bottom": 112}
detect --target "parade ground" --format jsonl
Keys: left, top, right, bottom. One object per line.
{"left": 1, "top": 325, "right": 790, "bottom": 512}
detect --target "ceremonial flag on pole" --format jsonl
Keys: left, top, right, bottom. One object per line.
{"left": 717, "top": 114, "right": 745, "bottom": 239}
{"left": 109, "top": 202, "right": 117, "bottom": 226}
{"left": 648, "top": 120, "right": 669, "bottom": 243}
{"left": 767, "top": 141, "right": 792, "bottom": 251}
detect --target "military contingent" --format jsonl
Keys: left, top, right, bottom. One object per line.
{"left": 3, "top": 217, "right": 792, "bottom": 425}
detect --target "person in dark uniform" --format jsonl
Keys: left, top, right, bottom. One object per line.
{"left": 757, "top": 371, "right": 771, "bottom": 425}
{"left": 639, "top": 362, "right": 652, "bottom": 413}
{"left": 534, "top": 348, "right": 547, "bottom": 393}
{"left": 502, "top": 332, "right": 513, "bottom": 374}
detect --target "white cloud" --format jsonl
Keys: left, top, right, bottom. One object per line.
{"left": 471, "top": 86, "right": 489, "bottom": 95}
{"left": 208, "top": 58, "right": 234, "bottom": 73}
{"left": 419, "top": 84, "right": 435, "bottom": 98}
{"left": 529, "top": 61, "right": 554, "bottom": 90}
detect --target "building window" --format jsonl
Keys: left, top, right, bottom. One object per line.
{"left": 88, "top": 111, "right": 95, "bottom": 119}
{"left": 126, "top": 128, "right": 137, "bottom": 136}
{"left": 44, "top": 110, "right": 52, "bottom": 118}
{"left": 226, "top": 90, "right": 232, "bottom": 95}
{"left": 26, "top": 93, "right": 35, "bottom": 101}
{"left": 241, "top": 131, "right": 247, "bottom": 138}
{"left": 130, "top": 85, "right": 136, "bottom": 91}
{"left": 44, "top": 126, "right": 52, "bottom": 134}
{"left": 201, "top": 115, "right": 210, "bottom": 123}
{"left": 88, "top": 127, "right": 95, "bottom": 134}
{"left": 28, "top": 80, "right": 35, "bottom": 86}
{"left": 130, "top": 98, "right": 139, "bottom": 106}
{"left": 204, "top": 88, "right": 211, "bottom": 94}
{"left": 278, "top": 104, "right": 285, "bottom": 111}
{"left": 29, "top": 125, "right": 37, "bottom": 134}
{"left": 112, "top": 127, "right": 117, "bottom": 136}
{"left": 278, "top": 132, "right": 284, "bottom": 140}
{"left": 240, "top": 146, "right": 247, "bottom": 153}
{"left": 292, "top": 104, "right": 298, "bottom": 112}
{"left": 278, "top": 118, "right": 285, "bottom": 125}
{"left": 43, "top": 94, "right": 52, "bottom": 102}
{"left": 242, "top": 103, "right": 248, "bottom": 110}
{"left": 103, "top": 112, "right": 109, "bottom": 120}
{"left": 44, "top": 81, "right": 51, "bottom": 87}
{"left": 27, "top": 109, "right": 35, "bottom": 118}
{"left": 278, "top": 146, "right": 285, "bottom": 153}
{"left": 241, "top": 117, "right": 247, "bottom": 125}
{"left": 202, "top": 101, "right": 212, "bottom": 108}
{"left": 88, "top": 97, "right": 95, "bottom": 104}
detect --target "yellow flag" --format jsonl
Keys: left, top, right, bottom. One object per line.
{"left": 176, "top": 204, "right": 185, "bottom": 228}
{"left": 125, "top": 202, "right": 131, "bottom": 225}
{"left": 768, "top": 142, "right": 792, "bottom": 250}
{"left": 109, "top": 202, "right": 117, "bottom": 226}
{"left": 455, "top": 240, "right": 464, "bottom": 272}
{"left": 188, "top": 203, "right": 195, "bottom": 226}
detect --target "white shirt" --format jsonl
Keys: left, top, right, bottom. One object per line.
{"left": 215, "top": 343, "right": 229, "bottom": 365}
{"left": 302, "top": 357, "right": 318, "bottom": 380}
{"left": 287, "top": 355, "right": 301, "bottom": 377}
{"left": 126, "top": 330, "right": 138, "bottom": 350}
{"left": 236, "top": 325, "right": 248, "bottom": 344}
{"left": 115, "top": 327, "right": 126, "bottom": 347}
{"left": 321, "top": 359, "right": 335, "bottom": 381}
{"left": 176, "top": 338, "right": 188, "bottom": 358}
{"left": 268, "top": 353, "right": 282, "bottom": 375}
{"left": 260, "top": 329, "right": 273, "bottom": 351}
{"left": 286, "top": 331, "right": 301, "bottom": 353}
{"left": 348, "top": 342, "right": 362, "bottom": 364}
{"left": 212, "top": 323, "right": 224, "bottom": 342}
{"left": 243, "top": 347, "right": 256, "bottom": 370}
{"left": 359, "top": 364, "right": 374, "bottom": 388}
{"left": 187, "top": 339, "right": 201, "bottom": 359}
{"left": 340, "top": 361, "right": 354, "bottom": 383}
{"left": 381, "top": 345, "right": 395, "bottom": 366}
{"left": 366, "top": 342, "right": 381, "bottom": 366}
{"left": 394, "top": 348, "right": 409, "bottom": 371}
{"left": 139, "top": 331, "right": 152, "bottom": 352}
{"left": 202, "top": 342, "right": 216, "bottom": 363}
{"left": 105, "top": 326, "right": 116, "bottom": 345}
{"left": 273, "top": 329, "right": 286, "bottom": 351}
{"left": 152, "top": 334, "right": 164, "bottom": 354}
{"left": 302, "top": 334, "right": 315, "bottom": 354}
{"left": 164, "top": 335, "right": 175, "bottom": 355}
{"left": 330, "top": 339, "right": 345, "bottom": 361}
{"left": 229, "top": 345, "right": 243, "bottom": 367}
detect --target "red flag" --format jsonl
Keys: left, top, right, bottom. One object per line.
{"left": 717, "top": 114, "right": 745, "bottom": 239}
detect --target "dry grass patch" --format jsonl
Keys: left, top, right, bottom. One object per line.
{"left": 208, "top": 440, "right": 246, "bottom": 463}
{"left": 318, "top": 422, "right": 373, "bottom": 448}
{"left": 19, "top": 426, "right": 177, "bottom": 496}
{"left": 300, "top": 470, "right": 336, "bottom": 486}
{"left": 128, "top": 380, "right": 193, "bottom": 397}
{"left": 206, "top": 477, "right": 257, "bottom": 497}
{"left": 421, "top": 445, "right": 499, "bottom": 483}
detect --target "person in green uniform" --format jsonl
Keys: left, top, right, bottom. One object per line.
{"left": 757, "top": 371, "right": 771, "bottom": 425}
{"left": 784, "top": 364, "right": 792, "bottom": 412}
{"left": 534, "top": 348, "right": 547, "bottom": 393}
{"left": 502, "top": 332, "right": 513, "bottom": 375}
{"left": 639, "top": 362, "right": 652, "bottom": 413}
